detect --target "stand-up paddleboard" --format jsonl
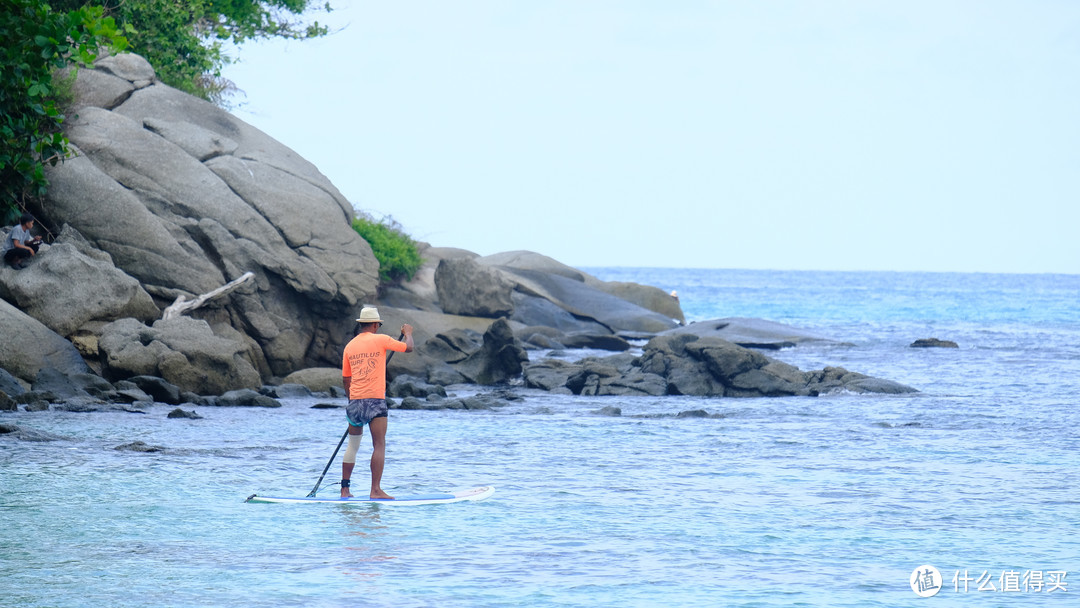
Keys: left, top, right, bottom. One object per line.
{"left": 246, "top": 485, "right": 494, "bottom": 506}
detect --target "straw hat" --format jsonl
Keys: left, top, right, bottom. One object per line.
{"left": 355, "top": 306, "right": 382, "bottom": 324}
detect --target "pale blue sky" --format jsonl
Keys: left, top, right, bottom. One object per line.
{"left": 223, "top": 1, "right": 1080, "bottom": 273}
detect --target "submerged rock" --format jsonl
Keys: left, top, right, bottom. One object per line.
{"left": 127, "top": 376, "right": 183, "bottom": 404}
{"left": 260, "top": 383, "right": 313, "bottom": 399}
{"left": 167, "top": 408, "right": 203, "bottom": 419}
{"left": 393, "top": 390, "right": 520, "bottom": 411}
{"left": 212, "top": 389, "right": 281, "bottom": 408}
{"left": 661, "top": 318, "right": 841, "bottom": 349}
{"left": 114, "top": 441, "right": 166, "bottom": 452}
{"left": 911, "top": 338, "right": 959, "bottom": 348}
{"left": 388, "top": 375, "right": 447, "bottom": 399}
{"left": 0, "top": 423, "right": 67, "bottom": 441}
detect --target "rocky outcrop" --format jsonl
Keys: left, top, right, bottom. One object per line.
{"left": 0, "top": 53, "right": 684, "bottom": 394}
{"left": 98, "top": 317, "right": 261, "bottom": 395}
{"left": 524, "top": 334, "right": 917, "bottom": 397}
{"left": 0, "top": 300, "right": 90, "bottom": 382}
{"left": 0, "top": 52, "right": 919, "bottom": 405}
{"left": 36, "top": 53, "right": 380, "bottom": 378}
{"left": 410, "top": 248, "right": 681, "bottom": 339}
{"left": 0, "top": 233, "right": 158, "bottom": 338}
{"left": 451, "top": 318, "right": 529, "bottom": 385}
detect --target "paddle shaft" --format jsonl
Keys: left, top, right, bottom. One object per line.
{"left": 306, "top": 332, "right": 405, "bottom": 497}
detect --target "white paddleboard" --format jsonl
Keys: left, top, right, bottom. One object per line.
{"left": 246, "top": 485, "right": 494, "bottom": 506}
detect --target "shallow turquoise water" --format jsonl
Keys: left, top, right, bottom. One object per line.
{"left": 3, "top": 269, "right": 1079, "bottom": 606}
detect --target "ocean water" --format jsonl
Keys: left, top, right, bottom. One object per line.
{"left": 2, "top": 268, "right": 1079, "bottom": 607}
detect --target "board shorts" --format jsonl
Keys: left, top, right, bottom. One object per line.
{"left": 346, "top": 398, "right": 388, "bottom": 427}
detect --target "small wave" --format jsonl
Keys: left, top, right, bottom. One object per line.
{"left": 871, "top": 421, "right": 923, "bottom": 429}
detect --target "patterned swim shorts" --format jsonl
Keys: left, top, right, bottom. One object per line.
{"left": 346, "top": 398, "right": 388, "bottom": 427}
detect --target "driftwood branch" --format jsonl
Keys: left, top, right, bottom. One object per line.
{"left": 161, "top": 271, "right": 254, "bottom": 320}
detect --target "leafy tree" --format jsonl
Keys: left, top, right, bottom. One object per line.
{"left": 352, "top": 216, "right": 423, "bottom": 285}
{"left": 0, "top": 0, "right": 126, "bottom": 223}
{"left": 50, "top": 0, "right": 332, "bottom": 104}
{"left": 1, "top": 0, "right": 330, "bottom": 221}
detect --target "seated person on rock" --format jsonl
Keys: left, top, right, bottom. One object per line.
{"left": 2, "top": 213, "right": 43, "bottom": 269}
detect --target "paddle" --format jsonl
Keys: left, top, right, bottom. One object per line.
{"left": 306, "top": 331, "right": 405, "bottom": 497}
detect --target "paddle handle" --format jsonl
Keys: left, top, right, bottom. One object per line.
{"left": 306, "top": 429, "right": 348, "bottom": 497}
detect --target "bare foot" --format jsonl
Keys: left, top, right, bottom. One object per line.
{"left": 341, "top": 488, "right": 353, "bottom": 499}
{"left": 370, "top": 489, "right": 394, "bottom": 500}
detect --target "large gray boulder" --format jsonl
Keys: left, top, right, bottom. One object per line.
{"left": 586, "top": 279, "right": 685, "bottom": 325}
{"left": 502, "top": 268, "right": 678, "bottom": 336}
{"left": 379, "top": 245, "right": 477, "bottom": 311}
{"left": 478, "top": 250, "right": 685, "bottom": 323}
{"left": 37, "top": 54, "right": 381, "bottom": 378}
{"left": 419, "top": 328, "right": 484, "bottom": 363}
{"left": 0, "top": 368, "right": 26, "bottom": 396}
{"left": 509, "top": 291, "right": 610, "bottom": 334}
{"left": 0, "top": 300, "right": 90, "bottom": 382}
{"left": 64, "top": 66, "right": 135, "bottom": 111}
{"left": 95, "top": 53, "right": 156, "bottom": 84}
{"left": 0, "top": 239, "right": 157, "bottom": 337}
{"left": 434, "top": 257, "right": 515, "bottom": 318}
{"left": 282, "top": 367, "right": 343, "bottom": 394}
{"left": 477, "top": 250, "right": 589, "bottom": 281}
{"left": 98, "top": 317, "right": 261, "bottom": 395}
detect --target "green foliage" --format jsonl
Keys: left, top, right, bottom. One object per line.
{"left": 50, "top": 0, "right": 332, "bottom": 105}
{"left": 1, "top": 0, "right": 330, "bottom": 221}
{"left": 0, "top": 0, "right": 126, "bottom": 223}
{"left": 351, "top": 216, "right": 423, "bottom": 285}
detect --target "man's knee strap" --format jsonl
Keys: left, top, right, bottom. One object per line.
{"left": 343, "top": 432, "right": 362, "bottom": 464}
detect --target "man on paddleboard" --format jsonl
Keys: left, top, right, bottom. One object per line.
{"left": 341, "top": 307, "right": 414, "bottom": 499}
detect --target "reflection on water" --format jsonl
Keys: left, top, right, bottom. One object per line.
{"left": 338, "top": 505, "right": 397, "bottom": 582}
